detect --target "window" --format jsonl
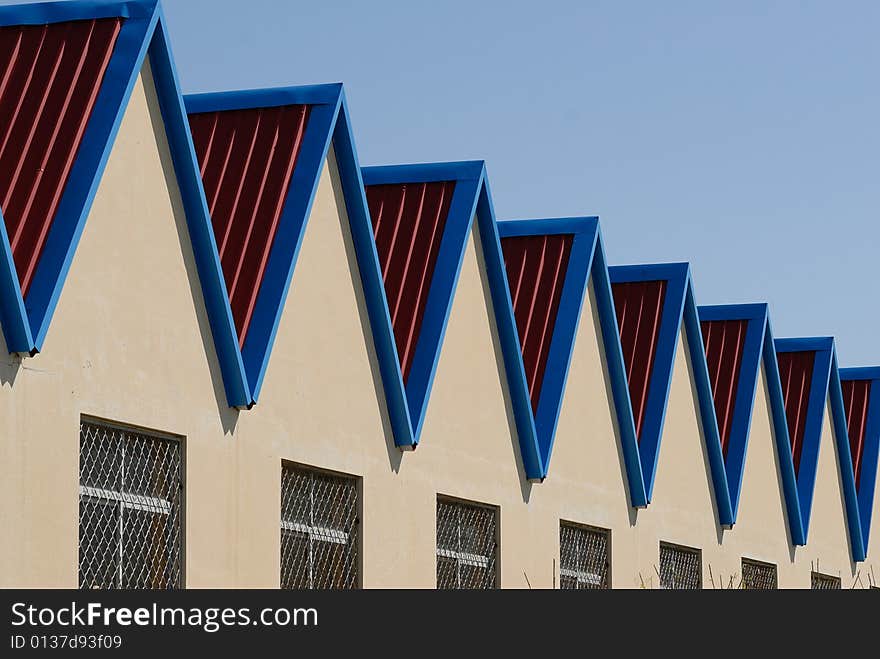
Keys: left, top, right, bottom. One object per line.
{"left": 280, "top": 463, "right": 359, "bottom": 589}
{"left": 659, "top": 542, "right": 701, "bottom": 589}
{"left": 741, "top": 558, "right": 777, "bottom": 590}
{"left": 811, "top": 572, "right": 841, "bottom": 590}
{"left": 79, "top": 419, "right": 182, "bottom": 589}
{"left": 559, "top": 522, "right": 610, "bottom": 589}
{"left": 436, "top": 496, "right": 498, "bottom": 589}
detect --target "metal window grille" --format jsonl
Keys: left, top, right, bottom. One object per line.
{"left": 811, "top": 572, "right": 841, "bottom": 590}
{"left": 659, "top": 542, "right": 701, "bottom": 589}
{"left": 280, "top": 464, "right": 359, "bottom": 589}
{"left": 436, "top": 497, "right": 497, "bottom": 589}
{"left": 79, "top": 420, "right": 182, "bottom": 589}
{"left": 559, "top": 522, "right": 610, "bottom": 589}
{"left": 741, "top": 559, "right": 777, "bottom": 590}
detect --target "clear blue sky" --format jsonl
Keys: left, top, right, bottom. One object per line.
{"left": 8, "top": 1, "right": 880, "bottom": 365}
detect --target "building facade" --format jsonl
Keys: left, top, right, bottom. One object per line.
{"left": 1, "top": 1, "right": 878, "bottom": 589}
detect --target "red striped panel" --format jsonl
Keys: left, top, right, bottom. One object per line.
{"left": 611, "top": 280, "right": 667, "bottom": 441}
{"left": 841, "top": 379, "right": 871, "bottom": 489}
{"left": 700, "top": 319, "right": 749, "bottom": 456}
{"left": 500, "top": 234, "right": 573, "bottom": 413}
{"left": 776, "top": 351, "right": 816, "bottom": 474}
{"left": 188, "top": 105, "right": 311, "bottom": 346}
{"left": 365, "top": 181, "right": 455, "bottom": 382}
{"left": 0, "top": 18, "right": 122, "bottom": 296}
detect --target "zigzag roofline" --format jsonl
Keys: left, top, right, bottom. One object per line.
{"left": 0, "top": 1, "right": 876, "bottom": 563}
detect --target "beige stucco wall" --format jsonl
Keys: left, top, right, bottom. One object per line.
{"left": 0, "top": 56, "right": 870, "bottom": 589}
{"left": 861, "top": 456, "right": 880, "bottom": 588}
{"left": 790, "top": 398, "right": 859, "bottom": 586}
{"left": 0, "top": 60, "right": 230, "bottom": 587}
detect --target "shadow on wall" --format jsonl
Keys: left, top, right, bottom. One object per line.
{"left": 329, "top": 159, "right": 402, "bottom": 474}
{"left": 682, "top": 332, "right": 724, "bottom": 546}
{"left": 589, "top": 284, "right": 639, "bottom": 528}
{"left": 473, "top": 221, "right": 533, "bottom": 504}
{"left": 144, "top": 66, "right": 239, "bottom": 436}
{"left": 0, "top": 330, "right": 22, "bottom": 387}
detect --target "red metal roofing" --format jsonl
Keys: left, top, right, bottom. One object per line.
{"left": 365, "top": 181, "right": 455, "bottom": 382}
{"left": 500, "top": 234, "right": 573, "bottom": 413}
{"left": 701, "top": 319, "right": 749, "bottom": 456}
{"left": 611, "top": 280, "right": 667, "bottom": 441}
{"left": 0, "top": 17, "right": 122, "bottom": 296}
{"left": 776, "top": 351, "right": 816, "bottom": 474}
{"left": 841, "top": 379, "right": 871, "bottom": 489}
{"left": 188, "top": 104, "right": 311, "bottom": 346}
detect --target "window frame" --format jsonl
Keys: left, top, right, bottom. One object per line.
{"left": 559, "top": 520, "right": 611, "bottom": 589}
{"left": 279, "top": 460, "right": 362, "bottom": 590}
{"left": 78, "top": 416, "right": 185, "bottom": 590}
{"left": 658, "top": 541, "right": 702, "bottom": 590}
{"left": 435, "top": 494, "right": 500, "bottom": 589}
{"left": 740, "top": 557, "right": 778, "bottom": 590}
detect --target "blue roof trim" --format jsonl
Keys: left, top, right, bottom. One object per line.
{"left": 0, "top": 1, "right": 162, "bottom": 355}
{"left": 184, "top": 84, "right": 343, "bottom": 114}
{"left": 696, "top": 303, "right": 769, "bottom": 521}
{"left": 474, "top": 176, "right": 543, "bottom": 479}
{"left": 827, "top": 350, "right": 866, "bottom": 561}
{"left": 0, "top": 206, "right": 32, "bottom": 352}
{"left": 590, "top": 235, "right": 647, "bottom": 507}
{"left": 359, "top": 161, "right": 534, "bottom": 459}
{"left": 0, "top": 0, "right": 153, "bottom": 24}
{"left": 237, "top": 91, "right": 341, "bottom": 403}
{"left": 760, "top": 317, "right": 807, "bottom": 545}
{"left": 608, "top": 263, "right": 733, "bottom": 523}
{"left": 494, "top": 217, "right": 599, "bottom": 477}
{"left": 148, "top": 9, "right": 250, "bottom": 407}
{"left": 772, "top": 336, "right": 865, "bottom": 559}
{"left": 175, "top": 83, "right": 416, "bottom": 419}
{"left": 775, "top": 337, "right": 833, "bottom": 537}
{"left": 839, "top": 367, "right": 880, "bottom": 548}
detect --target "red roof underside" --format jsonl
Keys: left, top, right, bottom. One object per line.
{"left": 841, "top": 379, "right": 871, "bottom": 489}
{"left": 701, "top": 319, "right": 749, "bottom": 456}
{"left": 611, "top": 280, "right": 667, "bottom": 441}
{"left": 365, "top": 181, "right": 455, "bottom": 383}
{"left": 500, "top": 234, "right": 573, "bottom": 413}
{"left": 0, "top": 18, "right": 122, "bottom": 296}
{"left": 776, "top": 351, "right": 816, "bottom": 474}
{"left": 188, "top": 105, "right": 311, "bottom": 347}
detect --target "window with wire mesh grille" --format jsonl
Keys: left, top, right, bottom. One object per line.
{"left": 79, "top": 420, "right": 182, "bottom": 589}
{"left": 559, "top": 522, "right": 610, "bottom": 589}
{"left": 436, "top": 497, "right": 498, "bottom": 589}
{"left": 811, "top": 572, "right": 841, "bottom": 590}
{"left": 741, "top": 558, "right": 777, "bottom": 590}
{"left": 659, "top": 542, "right": 701, "bottom": 589}
{"left": 280, "top": 463, "right": 359, "bottom": 589}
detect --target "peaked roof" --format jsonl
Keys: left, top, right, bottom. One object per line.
{"left": 361, "top": 162, "right": 543, "bottom": 464}
{"left": 771, "top": 337, "right": 864, "bottom": 558}
{"left": 608, "top": 263, "right": 733, "bottom": 523}
{"left": 178, "top": 84, "right": 377, "bottom": 409}
{"left": 694, "top": 305, "right": 865, "bottom": 559}
{"left": 839, "top": 367, "right": 880, "bottom": 549}
{"left": 0, "top": 0, "right": 160, "bottom": 354}
{"left": 697, "top": 304, "right": 769, "bottom": 521}
{"left": 495, "top": 217, "right": 597, "bottom": 478}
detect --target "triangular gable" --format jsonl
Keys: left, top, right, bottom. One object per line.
{"left": 181, "top": 84, "right": 357, "bottom": 408}
{"left": 360, "top": 162, "right": 544, "bottom": 468}
{"left": 0, "top": 0, "right": 160, "bottom": 354}
{"left": 697, "top": 303, "right": 768, "bottom": 521}
{"left": 494, "top": 217, "right": 644, "bottom": 496}
{"left": 608, "top": 263, "right": 733, "bottom": 524}
{"left": 177, "top": 84, "right": 402, "bottom": 412}
{"left": 839, "top": 367, "right": 880, "bottom": 547}
{"left": 773, "top": 336, "right": 864, "bottom": 559}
